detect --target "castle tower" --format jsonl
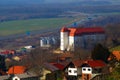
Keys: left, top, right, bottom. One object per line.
{"left": 60, "top": 27, "right": 69, "bottom": 51}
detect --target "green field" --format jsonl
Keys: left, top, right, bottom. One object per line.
{"left": 0, "top": 18, "right": 75, "bottom": 36}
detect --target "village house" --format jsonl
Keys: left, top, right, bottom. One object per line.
{"left": 112, "top": 50, "right": 120, "bottom": 61}
{"left": 0, "top": 72, "right": 39, "bottom": 80}
{"left": 7, "top": 66, "right": 26, "bottom": 74}
{"left": 63, "top": 60, "right": 108, "bottom": 76}
{"left": 41, "top": 62, "right": 65, "bottom": 80}
{"left": 0, "top": 66, "right": 39, "bottom": 80}
{"left": 60, "top": 27, "right": 105, "bottom": 51}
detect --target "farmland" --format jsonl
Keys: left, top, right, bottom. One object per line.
{"left": 0, "top": 18, "right": 75, "bottom": 36}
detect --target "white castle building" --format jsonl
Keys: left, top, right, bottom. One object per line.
{"left": 60, "top": 27, "right": 105, "bottom": 51}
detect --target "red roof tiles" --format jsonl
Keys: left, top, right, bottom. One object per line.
{"left": 112, "top": 51, "right": 120, "bottom": 61}
{"left": 51, "top": 63, "right": 65, "bottom": 70}
{"left": 8, "top": 66, "right": 26, "bottom": 74}
{"left": 61, "top": 27, "right": 105, "bottom": 36}
{"left": 61, "top": 27, "right": 69, "bottom": 32}
{"left": 87, "top": 60, "right": 106, "bottom": 68}
{"left": 70, "top": 60, "right": 106, "bottom": 68}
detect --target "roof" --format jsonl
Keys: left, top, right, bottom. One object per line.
{"left": 72, "top": 60, "right": 85, "bottom": 67}
{"left": 81, "top": 63, "right": 90, "bottom": 67}
{"left": 61, "top": 27, "right": 69, "bottom": 32}
{"left": 62, "top": 60, "right": 106, "bottom": 69}
{"left": 8, "top": 66, "right": 26, "bottom": 74}
{"left": 112, "top": 51, "right": 120, "bottom": 61}
{"left": 43, "top": 63, "right": 59, "bottom": 71}
{"left": 87, "top": 60, "right": 106, "bottom": 68}
{"left": 61, "top": 27, "right": 105, "bottom": 36}
{"left": 1, "top": 50, "right": 9, "bottom": 54}
{"left": 0, "top": 72, "right": 38, "bottom": 80}
{"left": 50, "top": 63, "right": 65, "bottom": 70}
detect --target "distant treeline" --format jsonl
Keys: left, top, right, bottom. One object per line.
{"left": 83, "top": 15, "right": 120, "bottom": 27}
{"left": 0, "top": 4, "right": 120, "bottom": 21}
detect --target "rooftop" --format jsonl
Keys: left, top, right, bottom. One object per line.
{"left": 61, "top": 27, "right": 105, "bottom": 36}
{"left": 112, "top": 51, "right": 120, "bottom": 61}
{"left": 8, "top": 66, "right": 26, "bottom": 74}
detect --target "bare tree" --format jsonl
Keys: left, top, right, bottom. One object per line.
{"left": 22, "top": 47, "right": 54, "bottom": 75}
{"left": 73, "top": 47, "right": 90, "bottom": 60}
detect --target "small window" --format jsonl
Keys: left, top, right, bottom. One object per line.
{"left": 88, "top": 68, "right": 91, "bottom": 71}
{"left": 74, "top": 70, "right": 77, "bottom": 73}
{"left": 83, "top": 68, "right": 86, "bottom": 71}
{"left": 69, "top": 70, "right": 71, "bottom": 73}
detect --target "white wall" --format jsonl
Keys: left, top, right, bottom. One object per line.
{"left": 68, "top": 36, "right": 74, "bottom": 51}
{"left": 60, "top": 32, "right": 69, "bottom": 51}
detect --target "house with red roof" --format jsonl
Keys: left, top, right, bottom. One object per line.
{"left": 112, "top": 51, "right": 120, "bottom": 61}
{"left": 85, "top": 60, "right": 108, "bottom": 74}
{"left": 63, "top": 60, "right": 108, "bottom": 76}
{"left": 0, "top": 66, "right": 40, "bottom": 80}
{"left": 7, "top": 66, "right": 26, "bottom": 74}
{"left": 41, "top": 62, "right": 65, "bottom": 80}
{"left": 60, "top": 27, "right": 105, "bottom": 51}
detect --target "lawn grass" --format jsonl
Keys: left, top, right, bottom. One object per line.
{"left": 0, "top": 18, "right": 75, "bottom": 36}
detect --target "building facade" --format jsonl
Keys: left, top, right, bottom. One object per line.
{"left": 60, "top": 27, "right": 105, "bottom": 51}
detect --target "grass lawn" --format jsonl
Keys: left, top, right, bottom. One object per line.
{"left": 0, "top": 18, "right": 75, "bottom": 36}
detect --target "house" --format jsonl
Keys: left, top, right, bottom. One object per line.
{"left": 85, "top": 60, "right": 107, "bottom": 74}
{"left": 0, "top": 72, "right": 39, "bottom": 80}
{"left": 7, "top": 66, "right": 26, "bottom": 74}
{"left": 41, "top": 62, "right": 65, "bottom": 80}
{"left": 63, "top": 60, "right": 107, "bottom": 76}
{"left": 60, "top": 27, "right": 105, "bottom": 51}
{"left": 81, "top": 64, "right": 92, "bottom": 80}
{"left": 112, "top": 51, "right": 120, "bottom": 61}
{"left": 0, "top": 50, "right": 16, "bottom": 54}
{"left": 50, "top": 63, "right": 65, "bottom": 70}
{"left": 63, "top": 60, "right": 85, "bottom": 76}
{"left": 0, "top": 66, "right": 39, "bottom": 80}
{"left": 40, "top": 37, "right": 58, "bottom": 48}
{"left": 41, "top": 63, "right": 59, "bottom": 80}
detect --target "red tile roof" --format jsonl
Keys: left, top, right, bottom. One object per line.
{"left": 61, "top": 27, "right": 69, "bottom": 32}
{"left": 61, "top": 27, "right": 105, "bottom": 36}
{"left": 44, "top": 63, "right": 59, "bottom": 71}
{"left": 112, "top": 51, "right": 120, "bottom": 61}
{"left": 72, "top": 60, "right": 85, "bottom": 67}
{"left": 87, "top": 60, "right": 106, "bottom": 68}
{"left": 8, "top": 66, "right": 26, "bottom": 74}
{"left": 51, "top": 63, "right": 65, "bottom": 70}
{"left": 1, "top": 50, "right": 9, "bottom": 54}
{"left": 66, "top": 60, "right": 106, "bottom": 68}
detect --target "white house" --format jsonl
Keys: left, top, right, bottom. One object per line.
{"left": 60, "top": 27, "right": 105, "bottom": 51}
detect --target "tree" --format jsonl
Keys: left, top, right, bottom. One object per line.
{"left": 74, "top": 48, "right": 90, "bottom": 60}
{"left": 106, "top": 62, "right": 120, "bottom": 80}
{"left": 0, "top": 55, "right": 6, "bottom": 72}
{"left": 91, "top": 44, "right": 110, "bottom": 63}
{"left": 105, "top": 24, "right": 120, "bottom": 47}
{"left": 22, "top": 47, "right": 54, "bottom": 75}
